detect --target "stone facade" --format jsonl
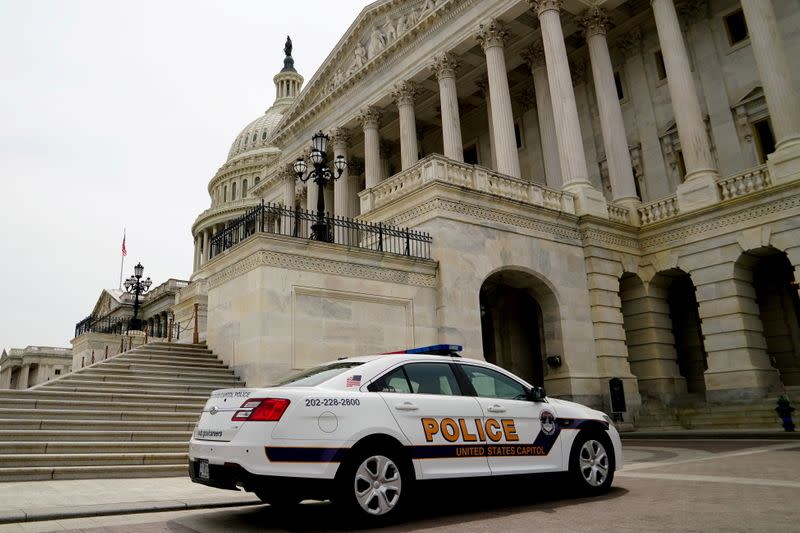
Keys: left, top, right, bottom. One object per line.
{"left": 0, "top": 346, "right": 72, "bottom": 389}
{"left": 187, "top": 0, "right": 800, "bottom": 421}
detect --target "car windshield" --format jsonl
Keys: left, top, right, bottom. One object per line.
{"left": 272, "top": 361, "right": 364, "bottom": 387}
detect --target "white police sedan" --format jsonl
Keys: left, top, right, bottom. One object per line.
{"left": 189, "top": 345, "right": 622, "bottom": 521}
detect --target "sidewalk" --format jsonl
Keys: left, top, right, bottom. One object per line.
{"left": 0, "top": 477, "right": 261, "bottom": 525}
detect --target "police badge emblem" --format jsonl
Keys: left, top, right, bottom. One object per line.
{"left": 540, "top": 410, "right": 556, "bottom": 435}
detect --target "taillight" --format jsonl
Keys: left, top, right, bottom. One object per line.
{"left": 231, "top": 398, "right": 290, "bottom": 421}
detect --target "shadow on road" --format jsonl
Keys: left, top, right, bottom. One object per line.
{"left": 169, "top": 476, "right": 628, "bottom": 532}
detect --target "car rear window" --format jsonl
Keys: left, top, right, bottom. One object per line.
{"left": 273, "top": 362, "right": 364, "bottom": 387}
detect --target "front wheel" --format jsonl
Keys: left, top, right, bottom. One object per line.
{"left": 569, "top": 432, "right": 615, "bottom": 494}
{"left": 335, "top": 448, "right": 411, "bottom": 522}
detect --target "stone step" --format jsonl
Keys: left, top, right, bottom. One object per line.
{"left": 143, "top": 342, "right": 212, "bottom": 352}
{"left": 41, "top": 379, "right": 231, "bottom": 394}
{"left": 59, "top": 370, "right": 241, "bottom": 387}
{"left": 0, "top": 464, "right": 188, "bottom": 482}
{"left": 0, "top": 418, "right": 195, "bottom": 431}
{"left": 0, "top": 389, "right": 208, "bottom": 404}
{"left": 97, "top": 362, "right": 235, "bottom": 377}
{"left": 108, "top": 354, "right": 227, "bottom": 367}
{"left": 0, "top": 398, "right": 204, "bottom": 412}
{"left": 0, "top": 430, "right": 191, "bottom": 442}
{"left": 0, "top": 408, "right": 199, "bottom": 422}
{"left": 0, "top": 452, "right": 188, "bottom": 468}
{"left": 126, "top": 347, "right": 217, "bottom": 359}
{"left": 0, "top": 441, "right": 188, "bottom": 454}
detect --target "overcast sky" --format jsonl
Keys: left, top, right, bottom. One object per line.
{"left": 0, "top": 0, "right": 367, "bottom": 351}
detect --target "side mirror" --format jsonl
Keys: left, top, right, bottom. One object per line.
{"left": 528, "top": 386, "right": 546, "bottom": 402}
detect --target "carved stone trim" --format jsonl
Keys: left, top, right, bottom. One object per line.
{"left": 358, "top": 106, "right": 381, "bottom": 130}
{"left": 208, "top": 248, "right": 437, "bottom": 290}
{"left": 392, "top": 81, "right": 418, "bottom": 106}
{"left": 522, "top": 40, "right": 546, "bottom": 70}
{"left": 476, "top": 18, "right": 509, "bottom": 51}
{"left": 581, "top": 6, "right": 611, "bottom": 38}
{"left": 330, "top": 128, "right": 352, "bottom": 150}
{"left": 528, "top": 0, "right": 563, "bottom": 17}
{"left": 431, "top": 52, "right": 459, "bottom": 80}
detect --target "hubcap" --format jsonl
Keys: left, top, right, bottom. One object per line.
{"left": 578, "top": 439, "right": 609, "bottom": 487}
{"left": 353, "top": 455, "right": 402, "bottom": 516}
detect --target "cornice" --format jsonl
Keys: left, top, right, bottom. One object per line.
{"left": 192, "top": 197, "right": 262, "bottom": 235}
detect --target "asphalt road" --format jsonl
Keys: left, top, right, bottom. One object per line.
{"left": 6, "top": 439, "right": 799, "bottom": 532}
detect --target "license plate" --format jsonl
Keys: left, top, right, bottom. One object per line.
{"left": 198, "top": 460, "right": 209, "bottom": 480}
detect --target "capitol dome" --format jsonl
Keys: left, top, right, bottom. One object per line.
{"left": 225, "top": 36, "right": 303, "bottom": 162}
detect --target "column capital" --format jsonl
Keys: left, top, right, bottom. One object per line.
{"left": 278, "top": 162, "right": 296, "bottom": 180}
{"left": 528, "top": 0, "right": 563, "bottom": 17}
{"left": 476, "top": 18, "right": 509, "bottom": 51}
{"left": 330, "top": 127, "right": 352, "bottom": 149}
{"left": 391, "top": 81, "right": 418, "bottom": 106}
{"left": 358, "top": 106, "right": 381, "bottom": 129}
{"left": 431, "top": 52, "right": 459, "bottom": 80}
{"left": 522, "top": 40, "right": 546, "bottom": 70}
{"left": 580, "top": 6, "right": 611, "bottom": 38}
{"left": 616, "top": 27, "right": 642, "bottom": 58}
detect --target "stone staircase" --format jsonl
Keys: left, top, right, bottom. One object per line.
{"left": 632, "top": 391, "right": 797, "bottom": 431}
{"left": 0, "top": 342, "right": 243, "bottom": 481}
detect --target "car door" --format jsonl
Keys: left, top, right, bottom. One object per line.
{"left": 458, "top": 363, "right": 562, "bottom": 475}
{"left": 372, "top": 361, "right": 490, "bottom": 479}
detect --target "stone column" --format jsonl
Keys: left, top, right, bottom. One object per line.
{"left": 617, "top": 28, "right": 670, "bottom": 200}
{"left": 475, "top": 77, "right": 496, "bottom": 169}
{"left": 306, "top": 180, "right": 318, "bottom": 213}
{"left": 523, "top": 41, "right": 562, "bottom": 188}
{"left": 359, "top": 107, "right": 382, "bottom": 188}
{"left": 650, "top": 0, "right": 720, "bottom": 211}
{"left": 0, "top": 367, "right": 11, "bottom": 389}
{"left": 530, "top": 0, "right": 607, "bottom": 217}
{"left": 476, "top": 19, "right": 521, "bottom": 179}
{"left": 331, "top": 128, "right": 352, "bottom": 218}
{"left": 280, "top": 165, "right": 296, "bottom": 209}
{"left": 392, "top": 81, "right": 419, "bottom": 170}
{"left": 740, "top": 0, "right": 800, "bottom": 182}
{"left": 582, "top": 7, "right": 641, "bottom": 217}
{"left": 431, "top": 53, "right": 464, "bottom": 162}
{"left": 193, "top": 236, "right": 200, "bottom": 271}
{"left": 202, "top": 230, "right": 210, "bottom": 265}
{"left": 18, "top": 364, "right": 30, "bottom": 390}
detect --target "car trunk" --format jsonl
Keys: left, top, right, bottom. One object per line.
{"left": 193, "top": 388, "right": 260, "bottom": 442}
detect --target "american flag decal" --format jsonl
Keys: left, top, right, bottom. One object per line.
{"left": 346, "top": 375, "right": 362, "bottom": 387}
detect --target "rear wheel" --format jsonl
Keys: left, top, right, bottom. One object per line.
{"left": 569, "top": 432, "right": 614, "bottom": 494}
{"left": 335, "top": 447, "right": 411, "bottom": 522}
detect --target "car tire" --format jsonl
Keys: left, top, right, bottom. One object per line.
{"left": 334, "top": 446, "right": 412, "bottom": 523}
{"left": 569, "top": 431, "right": 615, "bottom": 495}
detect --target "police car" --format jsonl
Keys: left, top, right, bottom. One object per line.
{"left": 189, "top": 345, "right": 622, "bottom": 521}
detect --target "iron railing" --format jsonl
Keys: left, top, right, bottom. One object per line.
{"left": 209, "top": 201, "right": 432, "bottom": 260}
{"left": 74, "top": 315, "right": 131, "bottom": 338}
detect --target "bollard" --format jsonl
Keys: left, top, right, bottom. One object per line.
{"left": 193, "top": 303, "right": 200, "bottom": 344}
{"left": 776, "top": 396, "right": 796, "bottom": 432}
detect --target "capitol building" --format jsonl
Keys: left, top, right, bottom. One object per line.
{"left": 21, "top": 0, "right": 800, "bottom": 426}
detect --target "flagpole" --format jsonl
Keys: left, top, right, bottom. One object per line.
{"left": 119, "top": 228, "right": 126, "bottom": 290}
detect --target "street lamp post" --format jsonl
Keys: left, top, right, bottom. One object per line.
{"left": 123, "top": 262, "right": 152, "bottom": 331}
{"left": 293, "top": 130, "right": 348, "bottom": 241}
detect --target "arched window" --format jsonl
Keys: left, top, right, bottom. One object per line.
{"left": 232, "top": 182, "right": 237, "bottom": 200}
{"left": 223, "top": 185, "right": 228, "bottom": 202}
{"left": 262, "top": 131, "right": 267, "bottom": 141}
{"left": 243, "top": 179, "right": 249, "bottom": 198}
{"left": 252, "top": 132, "right": 257, "bottom": 143}
{"left": 255, "top": 176, "right": 261, "bottom": 185}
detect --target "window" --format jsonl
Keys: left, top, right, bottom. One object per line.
{"left": 753, "top": 118, "right": 776, "bottom": 163}
{"left": 463, "top": 144, "right": 478, "bottom": 165}
{"left": 54, "top": 369, "right": 61, "bottom": 376}
{"left": 223, "top": 185, "right": 228, "bottom": 202}
{"left": 252, "top": 132, "right": 257, "bottom": 143}
{"left": 262, "top": 131, "right": 268, "bottom": 141}
{"left": 614, "top": 72, "right": 624, "bottom": 100}
{"left": 403, "top": 363, "right": 461, "bottom": 396}
{"left": 242, "top": 179, "right": 249, "bottom": 198}
{"left": 514, "top": 122, "right": 523, "bottom": 149}
{"left": 724, "top": 9, "right": 748, "bottom": 46}
{"left": 368, "top": 366, "right": 413, "bottom": 393}
{"left": 654, "top": 50, "right": 667, "bottom": 80}
{"left": 232, "top": 182, "right": 237, "bottom": 200}
{"left": 460, "top": 365, "right": 528, "bottom": 400}
{"left": 255, "top": 176, "right": 261, "bottom": 185}
{"left": 273, "top": 362, "right": 363, "bottom": 387}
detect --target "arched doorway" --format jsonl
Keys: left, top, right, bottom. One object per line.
{"left": 479, "top": 270, "right": 557, "bottom": 387}
{"left": 745, "top": 248, "right": 800, "bottom": 385}
{"left": 656, "top": 269, "right": 708, "bottom": 394}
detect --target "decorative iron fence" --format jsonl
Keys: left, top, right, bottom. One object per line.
{"left": 74, "top": 315, "right": 131, "bottom": 338}
{"left": 209, "top": 201, "right": 433, "bottom": 260}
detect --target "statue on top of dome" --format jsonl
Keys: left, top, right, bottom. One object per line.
{"left": 282, "top": 35, "right": 296, "bottom": 72}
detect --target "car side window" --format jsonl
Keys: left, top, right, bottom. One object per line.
{"left": 368, "top": 366, "right": 412, "bottom": 393}
{"left": 461, "top": 365, "right": 528, "bottom": 400}
{"left": 403, "top": 363, "right": 461, "bottom": 396}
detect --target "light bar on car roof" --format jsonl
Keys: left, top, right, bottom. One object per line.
{"left": 382, "top": 344, "right": 463, "bottom": 356}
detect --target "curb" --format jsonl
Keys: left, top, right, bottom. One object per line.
{"left": 621, "top": 430, "right": 800, "bottom": 440}
{"left": 0, "top": 496, "right": 263, "bottom": 525}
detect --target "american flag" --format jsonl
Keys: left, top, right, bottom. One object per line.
{"left": 121, "top": 234, "right": 127, "bottom": 257}
{"left": 346, "top": 375, "right": 362, "bottom": 387}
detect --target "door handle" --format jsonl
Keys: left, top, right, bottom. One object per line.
{"left": 394, "top": 402, "right": 418, "bottom": 411}
{"left": 487, "top": 405, "right": 506, "bottom": 413}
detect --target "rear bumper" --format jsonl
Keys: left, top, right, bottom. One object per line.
{"left": 188, "top": 459, "right": 334, "bottom": 499}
